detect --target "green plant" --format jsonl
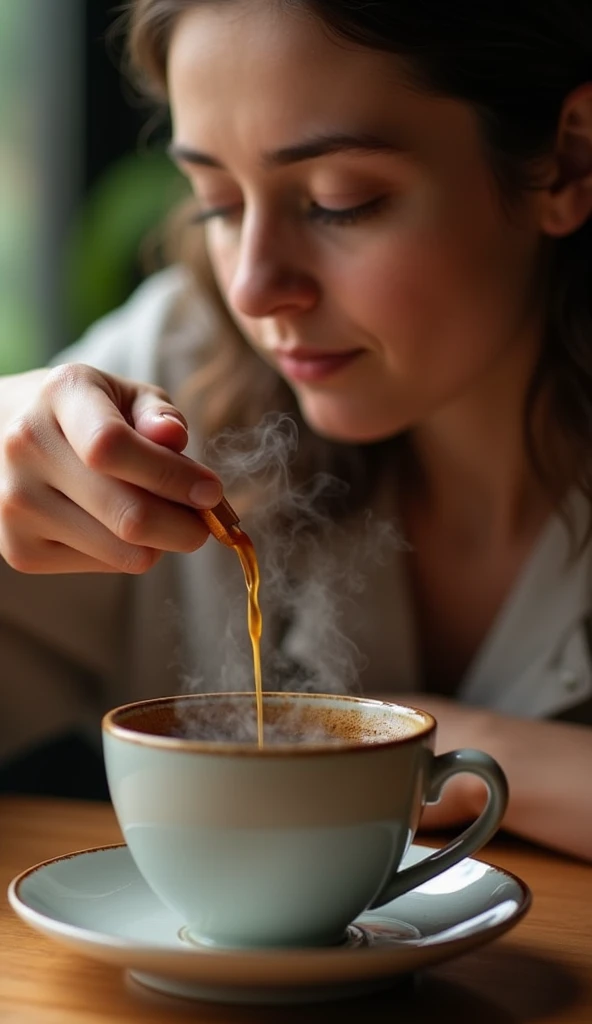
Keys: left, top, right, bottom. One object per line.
{"left": 63, "top": 147, "right": 189, "bottom": 340}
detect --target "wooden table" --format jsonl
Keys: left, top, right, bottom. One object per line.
{"left": 1, "top": 795, "right": 590, "bottom": 1023}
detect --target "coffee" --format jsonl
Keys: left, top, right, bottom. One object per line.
{"left": 111, "top": 693, "right": 426, "bottom": 747}
{"left": 197, "top": 501, "right": 265, "bottom": 747}
{"left": 228, "top": 528, "right": 264, "bottom": 747}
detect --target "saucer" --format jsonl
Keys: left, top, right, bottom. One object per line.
{"left": 8, "top": 843, "right": 530, "bottom": 1005}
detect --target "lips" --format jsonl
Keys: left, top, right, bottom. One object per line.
{"left": 272, "top": 347, "right": 364, "bottom": 383}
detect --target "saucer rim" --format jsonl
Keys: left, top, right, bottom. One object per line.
{"left": 8, "top": 840, "right": 532, "bottom": 964}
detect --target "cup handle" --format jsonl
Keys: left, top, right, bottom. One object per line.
{"left": 370, "top": 748, "right": 509, "bottom": 908}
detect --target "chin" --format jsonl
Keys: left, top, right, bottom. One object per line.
{"left": 298, "top": 399, "right": 405, "bottom": 446}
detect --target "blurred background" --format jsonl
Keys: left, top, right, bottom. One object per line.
{"left": 0, "top": 0, "right": 192, "bottom": 798}
{"left": 0, "top": 0, "right": 189, "bottom": 374}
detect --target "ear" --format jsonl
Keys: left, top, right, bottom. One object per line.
{"left": 538, "top": 83, "right": 592, "bottom": 238}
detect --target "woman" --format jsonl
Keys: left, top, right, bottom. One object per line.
{"left": 0, "top": 0, "right": 591, "bottom": 858}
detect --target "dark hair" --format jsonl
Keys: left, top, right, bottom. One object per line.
{"left": 127, "top": 0, "right": 592, "bottom": 525}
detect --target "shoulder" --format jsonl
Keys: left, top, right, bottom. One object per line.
{"left": 50, "top": 265, "right": 207, "bottom": 385}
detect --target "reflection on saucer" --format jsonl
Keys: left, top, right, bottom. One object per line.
{"left": 178, "top": 917, "right": 422, "bottom": 952}
{"left": 413, "top": 857, "right": 490, "bottom": 895}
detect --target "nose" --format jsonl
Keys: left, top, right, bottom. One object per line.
{"left": 226, "top": 212, "right": 319, "bottom": 319}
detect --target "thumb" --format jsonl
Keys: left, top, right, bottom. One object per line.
{"left": 131, "top": 388, "right": 189, "bottom": 454}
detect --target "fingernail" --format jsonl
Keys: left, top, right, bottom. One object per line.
{"left": 190, "top": 479, "right": 223, "bottom": 508}
{"left": 159, "top": 411, "right": 188, "bottom": 429}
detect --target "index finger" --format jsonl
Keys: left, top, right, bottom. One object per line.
{"left": 56, "top": 379, "right": 223, "bottom": 509}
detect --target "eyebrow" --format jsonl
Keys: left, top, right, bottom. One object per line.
{"left": 168, "top": 132, "right": 407, "bottom": 170}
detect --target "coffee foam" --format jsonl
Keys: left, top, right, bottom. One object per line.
{"left": 114, "top": 696, "right": 428, "bottom": 748}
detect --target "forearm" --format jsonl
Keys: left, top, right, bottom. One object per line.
{"left": 372, "top": 694, "right": 592, "bottom": 861}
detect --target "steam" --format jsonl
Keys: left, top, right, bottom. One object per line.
{"left": 168, "top": 695, "right": 420, "bottom": 747}
{"left": 170, "top": 701, "right": 352, "bottom": 746}
{"left": 177, "top": 412, "right": 405, "bottom": 726}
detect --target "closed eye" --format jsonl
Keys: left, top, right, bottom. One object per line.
{"left": 188, "top": 194, "right": 388, "bottom": 227}
{"left": 189, "top": 203, "right": 243, "bottom": 226}
{"left": 307, "top": 195, "right": 388, "bottom": 225}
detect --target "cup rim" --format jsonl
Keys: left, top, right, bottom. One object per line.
{"left": 101, "top": 691, "right": 436, "bottom": 756}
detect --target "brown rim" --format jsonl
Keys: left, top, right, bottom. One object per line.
{"left": 10, "top": 843, "right": 124, "bottom": 902}
{"left": 101, "top": 691, "right": 436, "bottom": 756}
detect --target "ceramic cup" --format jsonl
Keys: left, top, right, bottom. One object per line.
{"left": 102, "top": 692, "right": 508, "bottom": 949}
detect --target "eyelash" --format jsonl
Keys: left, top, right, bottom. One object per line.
{"left": 190, "top": 195, "right": 387, "bottom": 227}
{"left": 308, "top": 195, "right": 387, "bottom": 225}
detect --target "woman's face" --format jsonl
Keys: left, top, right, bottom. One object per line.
{"left": 168, "top": 1, "right": 545, "bottom": 443}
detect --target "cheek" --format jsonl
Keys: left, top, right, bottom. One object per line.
{"left": 332, "top": 211, "right": 536, "bottom": 373}
{"left": 322, "top": 232, "right": 468, "bottom": 371}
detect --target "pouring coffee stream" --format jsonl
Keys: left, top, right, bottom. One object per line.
{"left": 199, "top": 498, "right": 264, "bottom": 747}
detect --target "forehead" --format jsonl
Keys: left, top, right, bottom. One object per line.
{"left": 167, "top": 1, "right": 414, "bottom": 148}
{"left": 166, "top": 1, "right": 484, "bottom": 178}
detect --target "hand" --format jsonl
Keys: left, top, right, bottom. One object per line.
{"left": 397, "top": 694, "right": 489, "bottom": 831}
{"left": 419, "top": 697, "right": 592, "bottom": 859}
{"left": 372, "top": 692, "right": 592, "bottom": 858}
{"left": 0, "top": 364, "right": 223, "bottom": 574}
